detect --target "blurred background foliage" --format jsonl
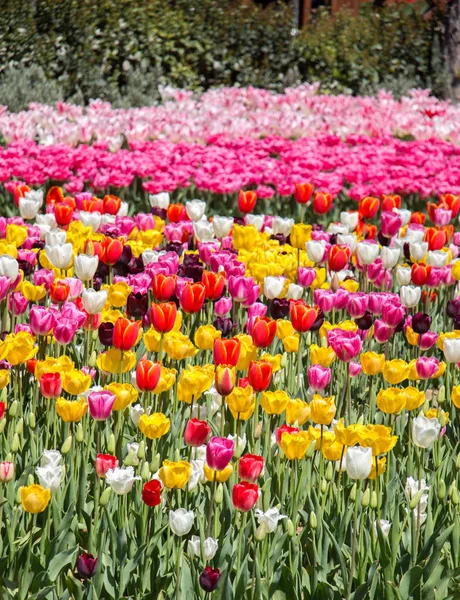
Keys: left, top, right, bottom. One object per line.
{"left": 0, "top": 0, "right": 446, "bottom": 111}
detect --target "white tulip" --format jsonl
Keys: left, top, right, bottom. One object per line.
{"left": 404, "top": 229, "right": 425, "bottom": 243}
{"left": 191, "top": 445, "right": 207, "bottom": 462}
{"left": 185, "top": 200, "right": 206, "bottom": 222}
{"left": 23, "top": 189, "right": 44, "bottom": 207}
{"left": 340, "top": 211, "right": 359, "bottom": 232}
{"left": 74, "top": 254, "right": 99, "bottom": 281}
{"left": 212, "top": 216, "right": 234, "bottom": 238}
{"left": 36, "top": 464, "right": 64, "bottom": 493}
{"left": 187, "top": 536, "right": 218, "bottom": 560}
{"left": 286, "top": 283, "right": 303, "bottom": 300}
{"left": 412, "top": 415, "right": 441, "bottom": 449}
{"left": 345, "top": 446, "right": 372, "bottom": 480}
{"left": 263, "top": 276, "right": 285, "bottom": 300}
{"left": 443, "top": 338, "right": 460, "bottom": 363}
{"left": 357, "top": 241, "right": 379, "bottom": 265}
{"left": 188, "top": 460, "right": 206, "bottom": 491}
{"left": 41, "top": 449, "right": 63, "bottom": 467}
{"left": 394, "top": 208, "right": 411, "bottom": 227}
{"left": 126, "top": 443, "right": 140, "bottom": 467}
{"left": 427, "top": 251, "right": 448, "bottom": 268}
{"left": 399, "top": 285, "right": 421, "bottom": 308}
{"left": 130, "top": 403, "right": 145, "bottom": 427}
{"left": 396, "top": 266, "right": 412, "bottom": 286}
{"left": 45, "top": 229, "right": 67, "bottom": 247}
{"left": 106, "top": 466, "right": 141, "bottom": 495}
{"left": 328, "top": 224, "right": 348, "bottom": 235}
{"left": 255, "top": 507, "right": 287, "bottom": 534}
{"left": 79, "top": 211, "right": 102, "bottom": 231}
{"left": 149, "top": 192, "right": 170, "bottom": 209}
{"left": 337, "top": 234, "right": 357, "bottom": 253}
{"left": 306, "top": 240, "right": 326, "bottom": 263}
{"left": 405, "top": 477, "right": 429, "bottom": 499}
{"left": 0, "top": 255, "right": 19, "bottom": 282}
{"left": 118, "top": 203, "right": 128, "bottom": 217}
{"left": 227, "top": 433, "right": 247, "bottom": 458}
{"left": 169, "top": 508, "right": 194, "bottom": 536}
{"left": 141, "top": 250, "right": 166, "bottom": 266}
{"left": 19, "top": 196, "right": 41, "bottom": 220}
{"left": 45, "top": 243, "right": 73, "bottom": 270}
{"left": 373, "top": 519, "right": 391, "bottom": 538}
{"left": 36, "top": 213, "right": 57, "bottom": 229}
{"left": 245, "top": 214, "right": 264, "bottom": 232}
{"left": 380, "top": 247, "right": 400, "bottom": 270}
{"left": 101, "top": 214, "right": 116, "bottom": 225}
{"left": 272, "top": 217, "right": 294, "bottom": 237}
{"left": 409, "top": 242, "right": 428, "bottom": 262}
{"left": 193, "top": 220, "right": 215, "bottom": 243}
{"left": 82, "top": 288, "right": 108, "bottom": 314}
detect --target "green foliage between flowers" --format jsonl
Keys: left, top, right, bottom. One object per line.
{"left": 0, "top": 0, "right": 443, "bottom": 110}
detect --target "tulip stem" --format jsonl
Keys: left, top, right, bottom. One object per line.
{"left": 175, "top": 541, "right": 182, "bottom": 600}
{"left": 348, "top": 481, "right": 360, "bottom": 596}
{"left": 297, "top": 334, "right": 303, "bottom": 391}
{"left": 236, "top": 512, "right": 248, "bottom": 576}
{"left": 206, "top": 471, "right": 217, "bottom": 538}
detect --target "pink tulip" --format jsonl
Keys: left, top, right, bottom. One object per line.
{"left": 214, "top": 297, "right": 233, "bottom": 317}
{"left": 313, "top": 289, "right": 335, "bottom": 314}
{"left": 297, "top": 268, "right": 316, "bottom": 288}
{"left": 347, "top": 293, "right": 368, "bottom": 318}
{"left": 0, "top": 277, "right": 10, "bottom": 301}
{"left": 307, "top": 365, "right": 331, "bottom": 391}
{"left": 432, "top": 207, "right": 452, "bottom": 227}
{"left": 34, "top": 269, "right": 55, "bottom": 290}
{"left": 381, "top": 211, "right": 402, "bottom": 238}
{"left": 206, "top": 436, "right": 235, "bottom": 472}
{"left": 426, "top": 267, "right": 443, "bottom": 288}
{"left": 88, "top": 390, "right": 116, "bottom": 421}
{"left": 247, "top": 302, "right": 267, "bottom": 319}
{"left": 328, "top": 330, "right": 362, "bottom": 362}
{"left": 228, "top": 276, "right": 257, "bottom": 304}
{"left": 419, "top": 331, "right": 439, "bottom": 350}
{"left": 381, "top": 301, "right": 404, "bottom": 328}
{"left": 415, "top": 356, "right": 439, "bottom": 380}
{"left": 30, "top": 306, "right": 56, "bottom": 335}
{"left": 54, "top": 319, "right": 78, "bottom": 345}
{"left": 373, "top": 319, "right": 391, "bottom": 343}
{"left": 349, "top": 362, "right": 363, "bottom": 377}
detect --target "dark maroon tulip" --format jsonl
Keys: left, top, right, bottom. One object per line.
{"left": 412, "top": 312, "right": 432, "bottom": 335}
{"left": 310, "top": 308, "right": 325, "bottom": 332}
{"left": 269, "top": 298, "right": 289, "bottom": 320}
{"left": 76, "top": 553, "right": 98, "bottom": 579}
{"left": 199, "top": 567, "right": 221, "bottom": 592}
{"left": 213, "top": 317, "right": 235, "bottom": 337}
{"left": 127, "top": 291, "right": 149, "bottom": 318}
{"left": 98, "top": 322, "right": 114, "bottom": 347}
{"left": 447, "top": 299, "right": 460, "bottom": 319}
{"left": 355, "top": 311, "right": 373, "bottom": 331}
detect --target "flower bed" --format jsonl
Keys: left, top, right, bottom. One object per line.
{"left": 0, "top": 182, "right": 459, "bottom": 597}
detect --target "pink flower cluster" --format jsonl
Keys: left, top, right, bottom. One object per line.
{"left": 2, "top": 135, "right": 460, "bottom": 200}
{"left": 1, "top": 86, "right": 460, "bottom": 146}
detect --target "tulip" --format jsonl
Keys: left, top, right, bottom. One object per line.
{"left": 415, "top": 356, "right": 439, "bottom": 380}
{"left": 226, "top": 386, "right": 255, "bottom": 420}
{"left": 136, "top": 359, "right": 162, "bottom": 392}
{"left": 142, "top": 479, "right": 162, "bottom": 507}
{"left": 169, "top": 508, "right": 194, "bottom": 536}
{"left": 0, "top": 461, "right": 14, "bottom": 482}
{"left": 238, "top": 454, "right": 264, "bottom": 483}
{"left": 233, "top": 482, "right": 259, "bottom": 512}
{"left": 82, "top": 289, "right": 108, "bottom": 314}
{"left": 186, "top": 199, "right": 206, "bottom": 221}
{"left": 56, "top": 397, "right": 88, "bottom": 422}
{"left": 45, "top": 243, "right": 73, "bottom": 270}
{"left": 149, "top": 302, "right": 177, "bottom": 334}
{"left": 202, "top": 270, "right": 225, "bottom": 300}
{"left": 184, "top": 418, "right": 211, "bottom": 447}
{"left": 263, "top": 276, "right": 285, "bottom": 300}
{"left": 412, "top": 312, "right": 432, "bottom": 335}
{"left": 139, "top": 413, "right": 170, "bottom": 439}
{"left": 290, "top": 301, "right": 317, "bottom": 333}
{"left": 400, "top": 285, "right": 421, "bottom": 309}
{"left": 95, "top": 454, "right": 119, "bottom": 478}
{"left": 307, "top": 365, "right": 331, "bottom": 391}
{"left": 360, "top": 352, "right": 385, "bottom": 376}
{"left": 238, "top": 190, "right": 257, "bottom": 213}
{"left": 180, "top": 282, "right": 206, "bottom": 314}
{"left": 36, "top": 464, "right": 63, "bottom": 493}
{"left": 313, "top": 191, "right": 332, "bottom": 214}
{"left": 30, "top": 306, "right": 56, "bottom": 336}
{"left": 206, "top": 436, "right": 234, "bottom": 471}
{"left": 328, "top": 245, "right": 351, "bottom": 272}
{"left": 251, "top": 317, "right": 276, "bottom": 348}
{"left": 98, "top": 322, "right": 114, "bottom": 346}
{"left": 294, "top": 183, "right": 314, "bottom": 204}
{"left": 214, "top": 338, "right": 241, "bottom": 367}
{"left": 376, "top": 387, "right": 406, "bottom": 414}
{"left": 151, "top": 274, "right": 176, "bottom": 302}
{"left": 214, "top": 297, "right": 233, "bottom": 317}
{"left": 359, "top": 196, "right": 380, "bottom": 219}
{"left": 159, "top": 460, "right": 192, "bottom": 489}
{"left": 306, "top": 240, "right": 327, "bottom": 264}
{"left": 112, "top": 317, "right": 140, "bottom": 351}
{"left": 381, "top": 247, "right": 400, "bottom": 270}
{"left": 412, "top": 415, "right": 441, "bottom": 448}
{"left": 215, "top": 365, "right": 236, "bottom": 397}
{"left": 444, "top": 338, "right": 460, "bottom": 363}
{"left": 74, "top": 254, "right": 99, "bottom": 281}
{"left": 20, "top": 484, "right": 51, "bottom": 513}
{"left": 188, "top": 536, "right": 218, "bottom": 561}
{"left": 345, "top": 446, "right": 372, "bottom": 479}
{"left": 329, "top": 331, "right": 362, "bottom": 362}
{"left": 357, "top": 241, "right": 379, "bottom": 265}
{"left": 213, "top": 216, "right": 234, "bottom": 238}
{"left": 40, "top": 372, "right": 62, "bottom": 399}
{"left": 247, "top": 360, "right": 272, "bottom": 392}
{"left": 76, "top": 553, "right": 98, "bottom": 579}
{"left": 381, "top": 211, "right": 402, "bottom": 238}
{"left": 105, "top": 466, "right": 140, "bottom": 494}
{"left": 88, "top": 390, "right": 116, "bottom": 421}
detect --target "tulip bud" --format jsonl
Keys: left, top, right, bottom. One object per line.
{"left": 438, "top": 479, "right": 446, "bottom": 500}
{"left": 309, "top": 511, "right": 317, "bottom": 529}
{"left": 286, "top": 519, "right": 295, "bottom": 537}
{"left": 141, "top": 461, "right": 150, "bottom": 481}
{"left": 9, "top": 401, "right": 18, "bottom": 417}
{"left": 255, "top": 525, "right": 266, "bottom": 541}
{"left": 107, "top": 433, "right": 116, "bottom": 454}
{"left": 99, "top": 487, "right": 112, "bottom": 506}
{"left": 61, "top": 435, "right": 72, "bottom": 455}
{"left": 150, "top": 453, "right": 160, "bottom": 473}
{"left": 449, "top": 482, "right": 457, "bottom": 498}
{"left": 124, "top": 453, "right": 133, "bottom": 466}
{"left": 15, "top": 488, "right": 22, "bottom": 504}
{"left": 280, "top": 353, "right": 288, "bottom": 368}
{"left": 350, "top": 483, "right": 357, "bottom": 501}
{"left": 137, "top": 440, "right": 145, "bottom": 460}
{"left": 15, "top": 418, "right": 23, "bottom": 436}
{"left": 456, "top": 452, "right": 460, "bottom": 470}
{"left": 1, "top": 389, "right": 6, "bottom": 403}
{"left": 89, "top": 351, "right": 97, "bottom": 368}
{"left": 0, "top": 419, "right": 6, "bottom": 434}
{"left": 409, "top": 488, "right": 426, "bottom": 510}
{"left": 28, "top": 473, "right": 34, "bottom": 486}
{"left": 215, "top": 483, "right": 224, "bottom": 505}
{"left": 357, "top": 414, "right": 364, "bottom": 425}
{"left": 325, "top": 462, "right": 333, "bottom": 481}
{"left": 361, "top": 487, "right": 370, "bottom": 507}
{"left": 452, "top": 487, "right": 460, "bottom": 506}
{"left": 92, "top": 330, "right": 99, "bottom": 341}
{"left": 305, "top": 439, "right": 316, "bottom": 458}
{"left": 11, "top": 433, "right": 20, "bottom": 452}
{"left": 76, "top": 423, "right": 84, "bottom": 443}
{"left": 321, "top": 479, "right": 327, "bottom": 494}
{"left": 370, "top": 490, "right": 378, "bottom": 509}
{"left": 28, "top": 413, "right": 36, "bottom": 429}
{"left": 437, "top": 385, "right": 445, "bottom": 404}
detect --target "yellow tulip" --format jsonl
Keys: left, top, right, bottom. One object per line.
{"left": 290, "top": 224, "right": 312, "bottom": 250}
{"left": 35, "top": 355, "right": 74, "bottom": 380}
{"left": 163, "top": 332, "right": 198, "bottom": 360}
{"left": 22, "top": 281, "right": 47, "bottom": 302}
{"left": 235, "top": 334, "right": 257, "bottom": 371}
{"left": 368, "top": 457, "right": 386, "bottom": 479}
{"left": 104, "top": 282, "right": 132, "bottom": 308}
{"left": 97, "top": 349, "right": 136, "bottom": 374}
{"left": 62, "top": 369, "right": 92, "bottom": 395}
{"left": 436, "top": 331, "right": 460, "bottom": 352}
{"left": 204, "top": 463, "right": 233, "bottom": 482}
{"left": 286, "top": 398, "right": 311, "bottom": 426}
{"left": 194, "top": 325, "right": 221, "bottom": 350}
{"left": 282, "top": 334, "right": 300, "bottom": 353}
{"left": 177, "top": 365, "right": 214, "bottom": 404}
{"left": 376, "top": 387, "right": 406, "bottom": 415}
{"left": 322, "top": 438, "right": 345, "bottom": 461}
{"left": 6, "top": 224, "right": 28, "bottom": 248}
{"left": 260, "top": 353, "right": 282, "bottom": 373}
{"left": 358, "top": 424, "right": 398, "bottom": 456}
{"left": 56, "top": 397, "right": 88, "bottom": 422}
{"left": 334, "top": 419, "right": 364, "bottom": 447}
{"left": 20, "top": 484, "right": 51, "bottom": 513}
{"left": 260, "top": 390, "right": 290, "bottom": 415}
{"left": 425, "top": 407, "right": 449, "bottom": 425}
{"left": 452, "top": 385, "right": 460, "bottom": 408}
{"left": 276, "top": 320, "right": 295, "bottom": 340}
{"left": 404, "top": 386, "right": 425, "bottom": 411}
{"left": 139, "top": 413, "right": 170, "bottom": 439}
{"left": 310, "top": 344, "right": 336, "bottom": 368}
{"left": 105, "top": 383, "right": 138, "bottom": 411}
{"left": 226, "top": 386, "right": 255, "bottom": 420}
{"left": 360, "top": 352, "right": 385, "bottom": 376}
{"left": 158, "top": 460, "right": 192, "bottom": 489}
{"left": 5, "top": 332, "right": 37, "bottom": 365}
{"left": 153, "top": 367, "right": 177, "bottom": 394}
{"left": 310, "top": 394, "right": 336, "bottom": 425}
{"left": 382, "top": 359, "right": 409, "bottom": 385}
{"left": 0, "top": 369, "right": 10, "bottom": 390}
{"left": 280, "top": 431, "right": 311, "bottom": 460}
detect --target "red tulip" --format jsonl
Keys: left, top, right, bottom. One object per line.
{"left": 13, "top": 184, "right": 31, "bottom": 207}
{"left": 167, "top": 204, "right": 186, "bottom": 223}
{"left": 411, "top": 263, "right": 432, "bottom": 286}
{"left": 238, "top": 190, "right": 257, "bottom": 214}
{"left": 151, "top": 274, "right": 176, "bottom": 302}
{"left": 184, "top": 418, "right": 211, "bottom": 447}
{"left": 232, "top": 482, "right": 259, "bottom": 512}
{"left": 103, "top": 195, "right": 121, "bottom": 215}
{"left": 46, "top": 186, "right": 65, "bottom": 206}
{"left": 142, "top": 479, "right": 162, "bottom": 507}
{"left": 328, "top": 245, "right": 351, "bottom": 272}
{"left": 54, "top": 203, "right": 73, "bottom": 226}
{"left": 40, "top": 372, "right": 62, "bottom": 399}
{"left": 425, "top": 227, "right": 447, "bottom": 251}
{"left": 247, "top": 360, "right": 272, "bottom": 392}
{"left": 202, "top": 271, "right": 225, "bottom": 301}
{"left": 180, "top": 282, "right": 205, "bottom": 314}
{"left": 95, "top": 454, "right": 119, "bottom": 478}
{"left": 289, "top": 300, "right": 317, "bottom": 333}
{"left": 238, "top": 454, "right": 264, "bottom": 483}
{"left": 312, "top": 192, "right": 332, "bottom": 215}
{"left": 294, "top": 183, "right": 314, "bottom": 205}
{"left": 214, "top": 338, "right": 241, "bottom": 367}
{"left": 150, "top": 302, "right": 177, "bottom": 333}
{"left": 113, "top": 317, "right": 140, "bottom": 351}
{"left": 251, "top": 317, "right": 276, "bottom": 348}
{"left": 50, "top": 281, "right": 70, "bottom": 303}
{"left": 136, "top": 359, "right": 161, "bottom": 392}
{"left": 381, "top": 194, "right": 401, "bottom": 212}
{"left": 358, "top": 196, "right": 380, "bottom": 219}
{"left": 0, "top": 401, "right": 5, "bottom": 420}
{"left": 100, "top": 237, "right": 124, "bottom": 265}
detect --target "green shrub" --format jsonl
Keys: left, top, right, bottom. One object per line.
{"left": 0, "top": 0, "right": 443, "bottom": 109}
{"left": 0, "top": 65, "right": 63, "bottom": 111}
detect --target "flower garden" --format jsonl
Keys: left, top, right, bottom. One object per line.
{"left": 0, "top": 86, "right": 460, "bottom": 598}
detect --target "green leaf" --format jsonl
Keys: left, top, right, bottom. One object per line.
{"left": 398, "top": 566, "right": 423, "bottom": 600}
{"left": 47, "top": 547, "right": 78, "bottom": 582}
